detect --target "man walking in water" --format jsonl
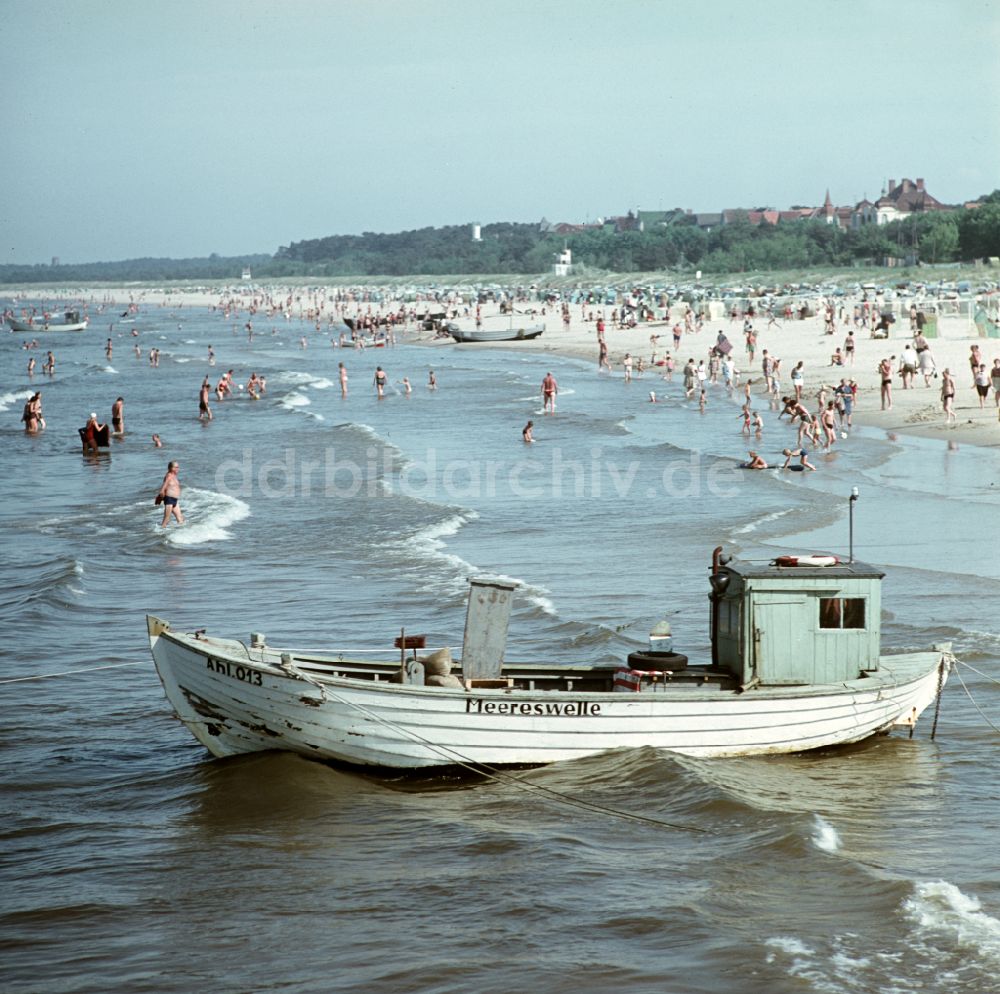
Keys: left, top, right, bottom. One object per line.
{"left": 199, "top": 377, "right": 213, "bottom": 421}
{"left": 111, "top": 397, "right": 125, "bottom": 435}
{"left": 541, "top": 371, "right": 558, "bottom": 413}
{"left": 157, "top": 461, "right": 184, "bottom": 527}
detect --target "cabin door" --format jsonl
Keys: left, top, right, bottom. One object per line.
{"left": 751, "top": 596, "right": 812, "bottom": 685}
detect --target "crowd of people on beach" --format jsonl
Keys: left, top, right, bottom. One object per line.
{"left": 12, "top": 285, "right": 1000, "bottom": 531}
{"left": 588, "top": 294, "right": 1000, "bottom": 472}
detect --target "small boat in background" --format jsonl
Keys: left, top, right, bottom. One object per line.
{"left": 147, "top": 548, "right": 953, "bottom": 771}
{"left": 449, "top": 323, "right": 545, "bottom": 342}
{"left": 8, "top": 309, "right": 88, "bottom": 332}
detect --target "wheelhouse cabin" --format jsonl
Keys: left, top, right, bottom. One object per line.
{"left": 711, "top": 559, "right": 884, "bottom": 687}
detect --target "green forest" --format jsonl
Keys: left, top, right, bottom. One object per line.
{"left": 3, "top": 193, "right": 999, "bottom": 284}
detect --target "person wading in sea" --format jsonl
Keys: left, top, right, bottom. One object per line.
{"left": 156, "top": 461, "right": 184, "bottom": 527}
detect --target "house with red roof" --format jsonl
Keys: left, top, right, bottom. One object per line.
{"left": 871, "top": 178, "right": 949, "bottom": 225}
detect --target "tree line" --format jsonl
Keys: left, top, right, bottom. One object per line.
{"left": 3, "top": 194, "right": 998, "bottom": 284}
{"left": 0, "top": 254, "right": 274, "bottom": 285}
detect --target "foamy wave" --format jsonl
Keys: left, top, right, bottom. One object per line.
{"left": 403, "top": 513, "right": 479, "bottom": 579}
{"left": 308, "top": 377, "right": 334, "bottom": 390}
{"left": 486, "top": 571, "right": 557, "bottom": 616}
{"left": 103, "top": 365, "right": 118, "bottom": 374}
{"left": 731, "top": 506, "right": 797, "bottom": 536}
{"left": 903, "top": 881, "right": 1000, "bottom": 964}
{"left": 419, "top": 514, "right": 471, "bottom": 543}
{"left": 765, "top": 934, "right": 874, "bottom": 991}
{"left": 352, "top": 423, "right": 380, "bottom": 440}
{"left": 274, "top": 371, "right": 324, "bottom": 385}
{"left": 280, "top": 392, "right": 311, "bottom": 409}
{"left": 765, "top": 936, "right": 815, "bottom": 959}
{"left": 400, "top": 514, "right": 556, "bottom": 615}
{"left": 953, "top": 629, "right": 1000, "bottom": 654}
{"left": 339, "top": 422, "right": 404, "bottom": 457}
{"left": 811, "top": 815, "right": 840, "bottom": 852}
{"left": 59, "top": 558, "right": 87, "bottom": 598}
{"left": 515, "top": 387, "right": 574, "bottom": 403}
{"left": 0, "top": 389, "right": 34, "bottom": 413}
{"left": 163, "top": 488, "right": 251, "bottom": 546}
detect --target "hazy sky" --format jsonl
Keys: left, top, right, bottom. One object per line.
{"left": 4, "top": 0, "right": 998, "bottom": 264}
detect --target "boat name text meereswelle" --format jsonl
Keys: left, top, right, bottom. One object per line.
{"left": 465, "top": 698, "right": 602, "bottom": 717}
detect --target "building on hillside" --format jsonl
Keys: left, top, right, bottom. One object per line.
{"left": 540, "top": 179, "right": 956, "bottom": 241}
{"left": 871, "top": 178, "right": 949, "bottom": 225}
{"left": 602, "top": 211, "right": 641, "bottom": 233}
{"left": 817, "top": 189, "right": 855, "bottom": 228}
{"left": 553, "top": 246, "right": 572, "bottom": 276}
{"left": 719, "top": 202, "right": 841, "bottom": 228}
{"left": 693, "top": 212, "right": 723, "bottom": 232}
{"left": 636, "top": 209, "right": 689, "bottom": 230}
{"left": 851, "top": 198, "right": 876, "bottom": 228}
{"left": 539, "top": 217, "right": 597, "bottom": 236}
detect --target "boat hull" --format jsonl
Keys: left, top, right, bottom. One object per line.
{"left": 148, "top": 621, "right": 951, "bottom": 769}
{"left": 8, "top": 317, "right": 88, "bottom": 333}
{"left": 450, "top": 326, "right": 544, "bottom": 343}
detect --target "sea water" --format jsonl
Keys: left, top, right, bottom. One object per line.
{"left": 2, "top": 296, "right": 999, "bottom": 993}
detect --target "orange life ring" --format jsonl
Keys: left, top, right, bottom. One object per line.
{"left": 774, "top": 554, "right": 840, "bottom": 567}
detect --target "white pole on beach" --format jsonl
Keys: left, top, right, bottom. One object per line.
{"left": 849, "top": 487, "right": 859, "bottom": 563}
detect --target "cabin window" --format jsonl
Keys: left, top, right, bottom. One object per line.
{"left": 819, "top": 597, "right": 865, "bottom": 630}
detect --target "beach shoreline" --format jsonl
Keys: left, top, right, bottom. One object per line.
{"left": 6, "top": 281, "right": 999, "bottom": 449}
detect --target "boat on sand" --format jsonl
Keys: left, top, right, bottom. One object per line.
{"left": 449, "top": 323, "right": 544, "bottom": 342}
{"left": 147, "top": 549, "right": 952, "bottom": 770}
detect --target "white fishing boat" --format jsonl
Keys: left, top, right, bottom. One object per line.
{"left": 7, "top": 309, "right": 88, "bottom": 332}
{"left": 449, "top": 323, "right": 544, "bottom": 342}
{"left": 147, "top": 548, "right": 953, "bottom": 770}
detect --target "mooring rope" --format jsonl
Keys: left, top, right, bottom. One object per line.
{"left": 0, "top": 661, "right": 145, "bottom": 685}
{"left": 952, "top": 664, "right": 1000, "bottom": 735}
{"left": 280, "top": 659, "right": 713, "bottom": 835}
{"left": 956, "top": 659, "right": 1000, "bottom": 688}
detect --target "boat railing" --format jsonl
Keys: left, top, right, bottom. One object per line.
{"left": 290, "top": 645, "right": 458, "bottom": 658}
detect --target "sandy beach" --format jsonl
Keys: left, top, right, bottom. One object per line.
{"left": 413, "top": 295, "right": 1000, "bottom": 449}
{"left": 9, "top": 282, "right": 1000, "bottom": 448}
